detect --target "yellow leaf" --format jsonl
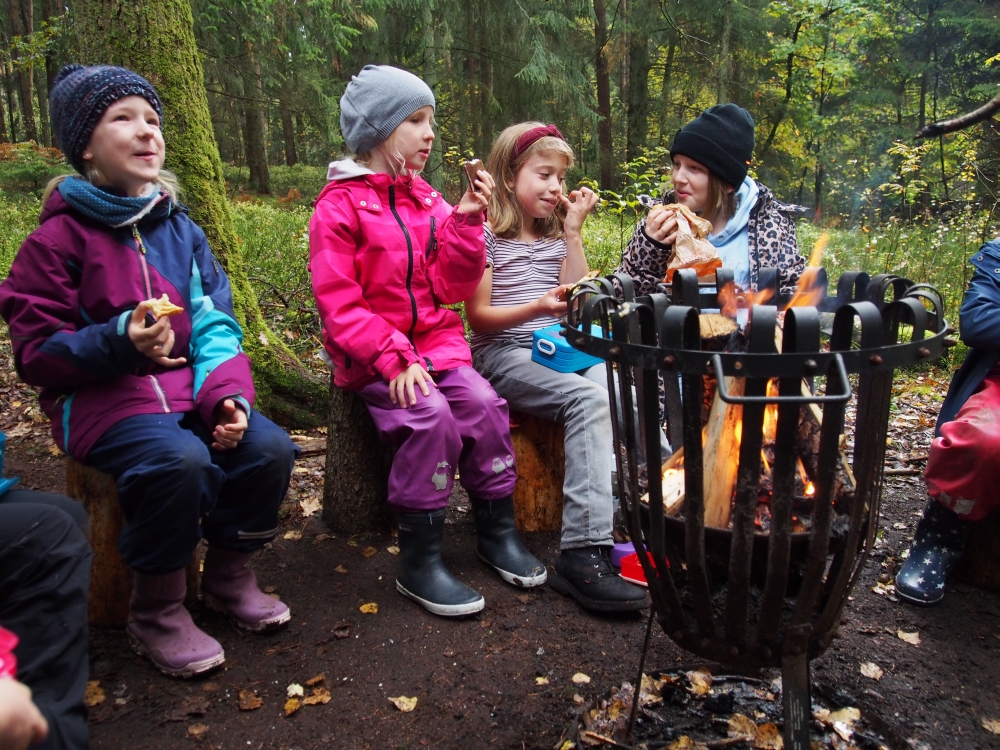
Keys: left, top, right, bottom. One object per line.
{"left": 283, "top": 530, "right": 302, "bottom": 541}
{"left": 305, "top": 673, "right": 326, "bottom": 687}
{"left": 982, "top": 718, "right": 1000, "bottom": 735}
{"left": 686, "top": 668, "right": 713, "bottom": 696}
{"left": 238, "top": 690, "right": 262, "bottom": 711}
{"left": 188, "top": 723, "right": 210, "bottom": 737}
{"left": 334, "top": 565, "right": 347, "bottom": 574}
{"left": 860, "top": 662, "right": 883, "bottom": 680}
{"left": 535, "top": 676, "right": 549, "bottom": 685}
{"left": 387, "top": 545, "right": 400, "bottom": 555}
{"left": 728, "top": 713, "right": 757, "bottom": 740}
{"left": 303, "top": 687, "right": 331, "bottom": 705}
{"left": 361, "top": 546, "right": 378, "bottom": 558}
{"left": 360, "top": 602, "right": 378, "bottom": 614}
{"left": 84, "top": 681, "right": 105, "bottom": 707}
{"left": 752, "top": 723, "right": 784, "bottom": 749}
{"left": 388, "top": 695, "right": 417, "bottom": 712}
{"left": 284, "top": 697, "right": 301, "bottom": 716}
{"left": 571, "top": 672, "right": 591, "bottom": 684}
{"left": 897, "top": 629, "right": 921, "bottom": 646}
{"left": 668, "top": 737, "right": 709, "bottom": 749}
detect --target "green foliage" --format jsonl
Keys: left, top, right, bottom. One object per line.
{"left": 0, "top": 144, "right": 73, "bottom": 197}
{"left": 0, "top": 193, "right": 40, "bottom": 279}
{"left": 224, "top": 164, "right": 328, "bottom": 203}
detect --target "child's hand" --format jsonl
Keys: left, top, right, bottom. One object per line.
{"left": 389, "top": 363, "right": 437, "bottom": 408}
{"left": 211, "top": 399, "right": 247, "bottom": 450}
{"left": 457, "top": 168, "right": 495, "bottom": 214}
{"left": 644, "top": 207, "right": 680, "bottom": 246}
{"left": 535, "top": 285, "right": 572, "bottom": 318}
{"left": 128, "top": 302, "right": 188, "bottom": 367}
{"left": 560, "top": 187, "right": 599, "bottom": 235}
{"left": 0, "top": 678, "right": 48, "bottom": 750}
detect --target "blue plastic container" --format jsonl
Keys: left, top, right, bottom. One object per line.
{"left": 531, "top": 324, "right": 605, "bottom": 373}
{"left": 0, "top": 432, "right": 19, "bottom": 496}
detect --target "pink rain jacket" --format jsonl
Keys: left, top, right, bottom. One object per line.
{"left": 309, "top": 161, "right": 486, "bottom": 391}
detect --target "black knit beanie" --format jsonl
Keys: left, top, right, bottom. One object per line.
{"left": 49, "top": 64, "right": 164, "bottom": 175}
{"left": 670, "top": 103, "right": 755, "bottom": 188}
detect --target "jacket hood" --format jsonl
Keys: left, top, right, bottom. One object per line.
{"left": 326, "top": 158, "right": 375, "bottom": 181}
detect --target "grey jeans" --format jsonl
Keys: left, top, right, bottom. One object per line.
{"left": 475, "top": 340, "right": 669, "bottom": 549}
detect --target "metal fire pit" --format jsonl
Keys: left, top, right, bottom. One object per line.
{"left": 564, "top": 267, "right": 950, "bottom": 749}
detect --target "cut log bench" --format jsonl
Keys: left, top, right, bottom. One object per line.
{"left": 321, "top": 379, "right": 565, "bottom": 535}
{"left": 65, "top": 459, "right": 203, "bottom": 627}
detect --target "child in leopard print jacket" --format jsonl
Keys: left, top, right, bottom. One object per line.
{"left": 615, "top": 104, "right": 804, "bottom": 296}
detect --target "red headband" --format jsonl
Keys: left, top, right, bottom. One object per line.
{"left": 512, "top": 124, "right": 565, "bottom": 160}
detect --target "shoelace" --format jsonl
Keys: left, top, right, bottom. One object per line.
{"left": 587, "top": 551, "right": 618, "bottom": 579}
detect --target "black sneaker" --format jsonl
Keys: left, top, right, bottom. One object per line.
{"left": 895, "top": 498, "right": 971, "bottom": 606}
{"left": 549, "top": 546, "right": 649, "bottom": 613}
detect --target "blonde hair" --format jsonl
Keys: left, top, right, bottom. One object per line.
{"left": 486, "top": 121, "right": 575, "bottom": 240}
{"left": 704, "top": 171, "right": 736, "bottom": 226}
{"left": 42, "top": 168, "right": 182, "bottom": 208}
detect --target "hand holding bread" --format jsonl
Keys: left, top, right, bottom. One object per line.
{"left": 128, "top": 295, "right": 188, "bottom": 367}
{"left": 645, "top": 203, "right": 722, "bottom": 282}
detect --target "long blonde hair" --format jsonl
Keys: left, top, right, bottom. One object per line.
{"left": 42, "top": 167, "right": 182, "bottom": 208}
{"left": 486, "top": 122, "right": 575, "bottom": 240}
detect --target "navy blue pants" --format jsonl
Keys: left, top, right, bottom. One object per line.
{"left": 0, "top": 489, "right": 91, "bottom": 750}
{"left": 86, "top": 410, "right": 297, "bottom": 575}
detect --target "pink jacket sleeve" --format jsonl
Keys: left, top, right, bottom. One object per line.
{"left": 425, "top": 208, "right": 486, "bottom": 305}
{"left": 309, "top": 199, "right": 420, "bottom": 383}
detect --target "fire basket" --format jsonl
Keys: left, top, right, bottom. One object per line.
{"left": 564, "top": 267, "right": 950, "bottom": 749}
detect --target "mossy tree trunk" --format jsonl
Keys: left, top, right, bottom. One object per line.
{"left": 73, "top": 0, "right": 326, "bottom": 427}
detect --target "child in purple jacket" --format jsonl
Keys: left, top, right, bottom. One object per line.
{"left": 0, "top": 65, "right": 297, "bottom": 678}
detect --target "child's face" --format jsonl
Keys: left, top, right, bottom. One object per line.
{"left": 670, "top": 154, "right": 710, "bottom": 214}
{"left": 513, "top": 151, "right": 568, "bottom": 220}
{"left": 389, "top": 106, "right": 435, "bottom": 172}
{"left": 82, "top": 96, "right": 165, "bottom": 197}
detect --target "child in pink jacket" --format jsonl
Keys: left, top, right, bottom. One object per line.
{"left": 309, "top": 65, "right": 546, "bottom": 617}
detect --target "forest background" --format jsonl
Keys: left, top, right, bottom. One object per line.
{"left": 0, "top": 0, "right": 999, "bottom": 422}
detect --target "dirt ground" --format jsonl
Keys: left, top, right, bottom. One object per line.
{"left": 4, "top": 362, "right": 1000, "bottom": 749}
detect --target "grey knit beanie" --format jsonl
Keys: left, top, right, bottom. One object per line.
{"left": 49, "top": 64, "right": 164, "bottom": 175}
{"left": 339, "top": 65, "right": 435, "bottom": 154}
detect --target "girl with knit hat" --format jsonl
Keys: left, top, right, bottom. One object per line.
{"left": 616, "top": 103, "right": 805, "bottom": 297}
{"left": 310, "top": 65, "right": 545, "bottom": 617}
{"left": 0, "top": 64, "right": 299, "bottom": 678}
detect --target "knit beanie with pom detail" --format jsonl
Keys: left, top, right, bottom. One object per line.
{"left": 339, "top": 65, "right": 435, "bottom": 155}
{"left": 49, "top": 64, "right": 164, "bottom": 174}
{"left": 669, "top": 103, "right": 755, "bottom": 189}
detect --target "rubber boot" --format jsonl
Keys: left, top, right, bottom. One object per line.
{"left": 549, "top": 545, "right": 649, "bottom": 613}
{"left": 201, "top": 546, "right": 291, "bottom": 631}
{"left": 396, "top": 509, "right": 485, "bottom": 616}
{"left": 471, "top": 496, "right": 547, "bottom": 587}
{"left": 127, "top": 569, "right": 225, "bottom": 678}
{"left": 895, "top": 498, "right": 972, "bottom": 606}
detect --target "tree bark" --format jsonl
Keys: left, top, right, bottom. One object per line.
{"left": 33, "top": 66, "right": 49, "bottom": 146}
{"left": 279, "top": 78, "right": 297, "bottom": 167}
{"left": 242, "top": 43, "right": 270, "bottom": 194}
{"left": 73, "top": 0, "right": 327, "bottom": 427}
{"left": 0, "top": 66, "right": 7, "bottom": 143}
{"left": 593, "top": 0, "right": 615, "bottom": 190}
{"left": 626, "top": 27, "right": 650, "bottom": 161}
{"left": 716, "top": 0, "right": 732, "bottom": 104}
{"left": 758, "top": 20, "right": 802, "bottom": 159}
{"left": 658, "top": 28, "right": 678, "bottom": 146}
{"left": 8, "top": 0, "right": 38, "bottom": 142}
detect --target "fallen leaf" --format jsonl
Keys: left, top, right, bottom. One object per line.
{"left": 572, "top": 672, "right": 591, "bottom": 685}
{"left": 258, "top": 331, "right": 269, "bottom": 346}
{"left": 728, "top": 713, "right": 757, "bottom": 740}
{"left": 304, "top": 687, "right": 331, "bottom": 706}
{"left": 286, "top": 683, "right": 304, "bottom": 698}
{"left": 982, "top": 718, "right": 1000, "bottom": 735}
{"left": 860, "top": 662, "right": 883, "bottom": 680}
{"left": 897, "top": 629, "right": 921, "bottom": 646}
{"left": 347, "top": 539, "right": 358, "bottom": 547}
{"left": 84, "top": 681, "right": 106, "bottom": 708}
{"left": 443, "top": 648, "right": 456, "bottom": 658}
{"left": 284, "top": 698, "right": 301, "bottom": 716}
{"left": 389, "top": 695, "right": 417, "bottom": 712}
{"left": 360, "top": 602, "right": 378, "bottom": 614}
{"left": 201, "top": 682, "right": 219, "bottom": 693}
{"left": 752, "top": 722, "right": 783, "bottom": 749}
{"left": 386, "top": 545, "right": 400, "bottom": 555}
{"left": 361, "top": 546, "right": 378, "bottom": 558}
{"left": 187, "top": 724, "right": 209, "bottom": 738}
{"left": 668, "top": 737, "right": 709, "bottom": 749}
{"left": 299, "top": 497, "right": 321, "bottom": 517}
{"left": 283, "top": 530, "right": 302, "bottom": 541}
{"left": 535, "top": 676, "right": 549, "bottom": 685}
{"left": 517, "top": 594, "right": 531, "bottom": 604}
{"left": 315, "top": 533, "right": 330, "bottom": 542}
{"left": 333, "top": 624, "right": 351, "bottom": 639}
{"left": 238, "top": 690, "right": 262, "bottom": 711}
{"left": 686, "top": 668, "right": 713, "bottom": 696}
{"left": 334, "top": 565, "right": 347, "bottom": 574}
{"left": 573, "top": 694, "right": 586, "bottom": 704}
{"left": 305, "top": 673, "right": 326, "bottom": 687}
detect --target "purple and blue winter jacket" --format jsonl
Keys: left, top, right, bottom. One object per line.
{"left": 0, "top": 191, "right": 255, "bottom": 460}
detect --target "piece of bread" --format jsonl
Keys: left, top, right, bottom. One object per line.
{"left": 464, "top": 159, "right": 484, "bottom": 192}
{"left": 145, "top": 293, "right": 184, "bottom": 318}
{"left": 648, "top": 202, "right": 714, "bottom": 238}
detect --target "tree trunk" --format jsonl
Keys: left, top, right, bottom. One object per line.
{"left": 322, "top": 380, "right": 393, "bottom": 535}
{"left": 716, "top": 0, "right": 732, "bottom": 104}
{"left": 242, "top": 44, "right": 270, "bottom": 194}
{"left": 593, "top": 0, "right": 615, "bottom": 190}
{"left": 626, "top": 27, "right": 649, "bottom": 162}
{"left": 73, "top": 0, "right": 327, "bottom": 428}
{"left": 8, "top": 0, "right": 38, "bottom": 142}
{"left": 0, "top": 68, "right": 7, "bottom": 143}
{"left": 279, "top": 78, "right": 297, "bottom": 168}
{"left": 33, "top": 66, "right": 49, "bottom": 146}
{"left": 658, "top": 28, "right": 677, "bottom": 146}
{"left": 759, "top": 20, "right": 803, "bottom": 159}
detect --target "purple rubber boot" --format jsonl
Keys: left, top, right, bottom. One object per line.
{"left": 127, "top": 569, "right": 225, "bottom": 678}
{"left": 201, "top": 547, "right": 291, "bottom": 632}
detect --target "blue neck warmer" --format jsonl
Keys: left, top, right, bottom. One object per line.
{"left": 58, "top": 177, "right": 169, "bottom": 228}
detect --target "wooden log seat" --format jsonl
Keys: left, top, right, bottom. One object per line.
{"left": 509, "top": 412, "right": 564, "bottom": 533}
{"left": 65, "top": 459, "right": 202, "bottom": 627}
{"left": 954, "top": 506, "right": 1000, "bottom": 592}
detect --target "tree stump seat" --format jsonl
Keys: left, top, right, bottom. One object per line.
{"left": 65, "top": 459, "right": 202, "bottom": 627}
{"left": 954, "top": 506, "right": 1000, "bottom": 592}
{"left": 508, "top": 411, "right": 564, "bottom": 533}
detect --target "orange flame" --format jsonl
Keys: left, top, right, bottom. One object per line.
{"left": 785, "top": 232, "right": 829, "bottom": 309}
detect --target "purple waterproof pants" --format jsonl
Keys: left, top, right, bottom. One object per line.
{"left": 356, "top": 366, "right": 517, "bottom": 511}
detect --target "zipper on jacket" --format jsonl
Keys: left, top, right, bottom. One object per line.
{"left": 426, "top": 217, "right": 437, "bottom": 257}
{"left": 148, "top": 375, "right": 171, "bottom": 413}
{"left": 424, "top": 357, "right": 434, "bottom": 372}
{"left": 132, "top": 226, "right": 154, "bottom": 299}
{"left": 388, "top": 185, "right": 420, "bottom": 348}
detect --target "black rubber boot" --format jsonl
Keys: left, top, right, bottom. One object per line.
{"left": 395, "top": 510, "right": 485, "bottom": 617}
{"left": 895, "top": 498, "right": 972, "bottom": 606}
{"left": 471, "top": 496, "right": 547, "bottom": 588}
{"left": 549, "top": 545, "right": 649, "bottom": 613}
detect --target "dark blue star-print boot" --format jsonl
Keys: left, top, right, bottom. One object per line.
{"left": 895, "top": 498, "right": 972, "bottom": 606}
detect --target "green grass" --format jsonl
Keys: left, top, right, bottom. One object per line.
{"left": 0, "top": 194, "right": 41, "bottom": 278}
